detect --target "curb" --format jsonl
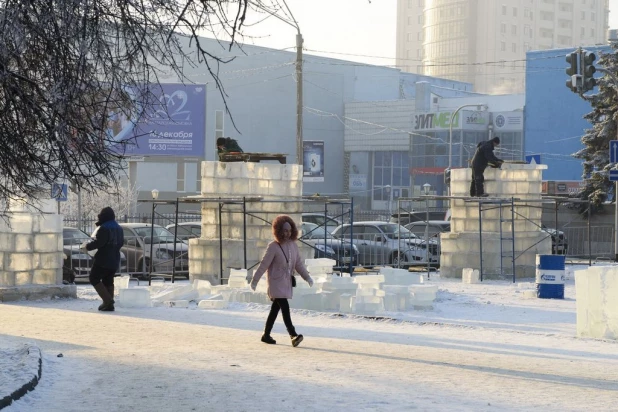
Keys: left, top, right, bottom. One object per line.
{"left": 0, "top": 345, "right": 42, "bottom": 410}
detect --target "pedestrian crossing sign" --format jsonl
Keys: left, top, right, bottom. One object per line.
{"left": 51, "top": 183, "right": 68, "bottom": 201}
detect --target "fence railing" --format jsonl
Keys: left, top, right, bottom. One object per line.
{"left": 62, "top": 233, "right": 190, "bottom": 282}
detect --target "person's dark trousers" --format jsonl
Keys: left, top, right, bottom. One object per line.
{"left": 89, "top": 265, "right": 116, "bottom": 288}
{"left": 264, "top": 298, "right": 297, "bottom": 337}
{"left": 90, "top": 265, "right": 116, "bottom": 310}
{"left": 470, "top": 168, "right": 485, "bottom": 197}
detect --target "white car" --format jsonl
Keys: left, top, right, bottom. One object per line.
{"left": 332, "top": 221, "right": 439, "bottom": 267}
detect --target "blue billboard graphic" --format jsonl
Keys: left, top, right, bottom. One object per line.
{"left": 111, "top": 83, "right": 206, "bottom": 156}
{"left": 303, "top": 141, "right": 325, "bottom": 182}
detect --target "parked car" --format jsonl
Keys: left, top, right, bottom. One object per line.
{"left": 112, "top": 223, "right": 190, "bottom": 279}
{"left": 301, "top": 213, "right": 342, "bottom": 234}
{"left": 389, "top": 211, "right": 448, "bottom": 226}
{"left": 300, "top": 222, "right": 359, "bottom": 272}
{"left": 542, "top": 225, "right": 568, "bottom": 255}
{"left": 405, "top": 220, "right": 451, "bottom": 237}
{"left": 165, "top": 222, "right": 201, "bottom": 242}
{"left": 404, "top": 221, "right": 450, "bottom": 266}
{"left": 331, "top": 221, "right": 439, "bottom": 267}
{"left": 62, "top": 227, "right": 127, "bottom": 282}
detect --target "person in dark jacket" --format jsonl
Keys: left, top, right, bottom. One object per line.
{"left": 217, "top": 137, "right": 243, "bottom": 154}
{"left": 470, "top": 137, "right": 503, "bottom": 197}
{"left": 82, "top": 207, "right": 124, "bottom": 312}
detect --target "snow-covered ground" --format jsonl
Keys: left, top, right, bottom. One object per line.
{"left": 2, "top": 270, "right": 618, "bottom": 411}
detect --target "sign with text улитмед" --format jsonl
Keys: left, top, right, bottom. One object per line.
{"left": 303, "top": 141, "right": 324, "bottom": 182}
{"left": 110, "top": 83, "right": 206, "bottom": 157}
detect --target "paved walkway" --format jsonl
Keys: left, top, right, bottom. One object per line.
{"left": 2, "top": 298, "right": 618, "bottom": 411}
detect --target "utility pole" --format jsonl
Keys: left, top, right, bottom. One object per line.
{"left": 253, "top": 1, "right": 303, "bottom": 165}
{"left": 296, "top": 32, "right": 303, "bottom": 165}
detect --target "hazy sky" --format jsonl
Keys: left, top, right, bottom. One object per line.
{"left": 237, "top": 0, "right": 618, "bottom": 66}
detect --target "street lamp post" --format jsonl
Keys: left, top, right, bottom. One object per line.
{"left": 148, "top": 189, "right": 159, "bottom": 286}
{"left": 448, "top": 104, "right": 488, "bottom": 170}
{"left": 422, "top": 183, "right": 432, "bottom": 275}
{"left": 385, "top": 185, "right": 392, "bottom": 216}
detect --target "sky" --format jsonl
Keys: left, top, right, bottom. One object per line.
{"left": 235, "top": 0, "right": 618, "bottom": 67}
{"left": 2, "top": 269, "right": 618, "bottom": 410}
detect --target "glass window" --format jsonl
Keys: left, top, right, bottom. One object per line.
{"left": 363, "top": 226, "right": 381, "bottom": 241}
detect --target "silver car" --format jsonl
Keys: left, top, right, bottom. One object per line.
{"left": 331, "top": 221, "right": 438, "bottom": 267}
{"left": 108, "top": 223, "right": 190, "bottom": 279}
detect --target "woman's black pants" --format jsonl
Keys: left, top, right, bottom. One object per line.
{"left": 264, "top": 298, "right": 297, "bottom": 337}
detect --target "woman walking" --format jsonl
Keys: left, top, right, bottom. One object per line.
{"left": 250, "top": 215, "right": 313, "bottom": 347}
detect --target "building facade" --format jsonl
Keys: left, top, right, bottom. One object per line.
{"left": 344, "top": 90, "right": 525, "bottom": 211}
{"left": 396, "top": 0, "right": 609, "bottom": 94}
{"left": 128, "top": 36, "right": 475, "bottom": 213}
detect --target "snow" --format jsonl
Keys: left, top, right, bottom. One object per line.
{"left": 2, "top": 268, "right": 618, "bottom": 411}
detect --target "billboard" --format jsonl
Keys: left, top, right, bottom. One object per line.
{"left": 303, "top": 141, "right": 324, "bottom": 182}
{"left": 111, "top": 83, "right": 206, "bottom": 157}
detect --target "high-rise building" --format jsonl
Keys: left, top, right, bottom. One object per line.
{"left": 396, "top": 0, "right": 609, "bottom": 94}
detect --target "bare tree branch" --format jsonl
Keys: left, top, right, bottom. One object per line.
{"left": 0, "top": 0, "right": 283, "bottom": 213}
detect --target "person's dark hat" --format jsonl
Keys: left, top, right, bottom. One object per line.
{"left": 216, "top": 137, "right": 226, "bottom": 146}
{"left": 492, "top": 137, "right": 500, "bottom": 145}
{"left": 96, "top": 207, "right": 115, "bottom": 226}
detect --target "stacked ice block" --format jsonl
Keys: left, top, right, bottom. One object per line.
{"left": 440, "top": 164, "right": 552, "bottom": 279}
{"left": 575, "top": 265, "right": 618, "bottom": 340}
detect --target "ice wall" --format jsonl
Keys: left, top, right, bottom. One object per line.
{"left": 0, "top": 197, "right": 74, "bottom": 301}
{"left": 189, "top": 161, "right": 311, "bottom": 284}
{"left": 440, "top": 164, "right": 552, "bottom": 278}
{"left": 575, "top": 266, "right": 618, "bottom": 340}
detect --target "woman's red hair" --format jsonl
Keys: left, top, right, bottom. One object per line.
{"left": 272, "top": 215, "right": 298, "bottom": 242}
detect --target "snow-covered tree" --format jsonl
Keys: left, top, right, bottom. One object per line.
{"left": 0, "top": 0, "right": 285, "bottom": 212}
{"left": 60, "top": 180, "right": 138, "bottom": 231}
{"left": 573, "top": 42, "right": 618, "bottom": 213}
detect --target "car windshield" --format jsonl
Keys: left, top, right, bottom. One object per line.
{"left": 63, "top": 229, "right": 91, "bottom": 245}
{"left": 134, "top": 226, "right": 180, "bottom": 244}
{"left": 301, "top": 223, "right": 334, "bottom": 239}
{"left": 377, "top": 224, "right": 417, "bottom": 239}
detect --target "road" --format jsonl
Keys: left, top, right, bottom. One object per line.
{"left": 1, "top": 296, "right": 618, "bottom": 411}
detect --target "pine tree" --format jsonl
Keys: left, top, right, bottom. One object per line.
{"left": 573, "top": 43, "right": 618, "bottom": 213}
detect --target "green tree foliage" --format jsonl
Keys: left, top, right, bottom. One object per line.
{"left": 573, "top": 43, "right": 618, "bottom": 214}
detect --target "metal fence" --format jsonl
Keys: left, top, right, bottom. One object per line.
{"left": 62, "top": 218, "right": 194, "bottom": 283}
{"left": 64, "top": 213, "right": 202, "bottom": 235}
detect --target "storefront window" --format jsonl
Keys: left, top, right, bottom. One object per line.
{"left": 372, "top": 152, "right": 410, "bottom": 203}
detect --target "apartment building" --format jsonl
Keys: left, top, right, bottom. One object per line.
{"left": 396, "top": 0, "right": 609, "bottom": 93}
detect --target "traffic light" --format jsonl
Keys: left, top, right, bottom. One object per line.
{"left": 565, "top": 52, "right": 579, "bottom": 92}
{"left": 582, "top": 51, "right": 597, "bottom": 93}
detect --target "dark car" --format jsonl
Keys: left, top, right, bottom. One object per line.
{"left": 62, "top": 227, "right": 127, "bottom": 283}
{"left": 300, "top": 222, "right": 359, "bottom": 272}
{"left": 542, "top": 225, "right": 568, "bottom": 255}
